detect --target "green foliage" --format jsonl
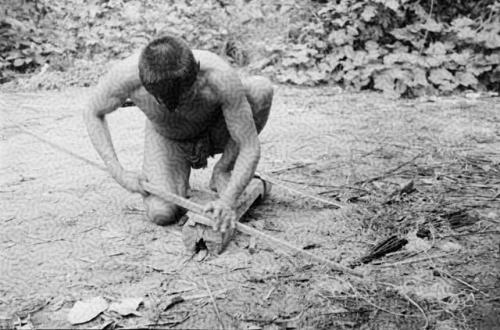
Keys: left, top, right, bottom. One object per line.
{"left": 0, "top": 0, "right": 282, "bottom": 85}
{"left": 1, "top": 0, "right": 499, "bottom": 97}
{"left": 275, "top": 0, "right": 500, "bottom": 97}
{"left": 1, "top": 1, "right": 51, "bottom": 82}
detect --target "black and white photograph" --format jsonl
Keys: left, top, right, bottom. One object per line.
{"left": 1, "top": 0, "right": 499, "bottom": 329}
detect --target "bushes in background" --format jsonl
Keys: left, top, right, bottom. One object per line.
{"left": 1, "top": 0, "right": 498, "bottom": 97}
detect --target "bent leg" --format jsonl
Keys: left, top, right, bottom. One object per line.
{"left": 142, "top": 121, "right": 191, "bottom": 225}
{"left": 209, "top": 75, "right": 273, "bottom": 193}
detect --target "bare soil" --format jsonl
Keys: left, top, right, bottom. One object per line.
{"left": 1, "top": 86, "right": 499, "bottom": 329}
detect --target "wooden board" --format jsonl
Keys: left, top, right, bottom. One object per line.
{"left": 182, "top": 177, "right": 271, "bottom": 254}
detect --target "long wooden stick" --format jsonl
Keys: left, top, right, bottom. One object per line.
{"left": 236, "top": 222, "right": 363, "bottom": 277}
{"left": 13, "top": 123, "right": 364, "bottom": 278}
{"left": 256, "top": 172, "right": 346, "bottom": 209}
{"left": 143, "top": 182, "right": 363, "bottom": 277}
{"left": 142, "top": 182, "right": 205, "bottom": 213}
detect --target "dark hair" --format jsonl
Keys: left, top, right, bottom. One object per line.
{"left": 139, "top": 35, "right": 199, "bottom": 110}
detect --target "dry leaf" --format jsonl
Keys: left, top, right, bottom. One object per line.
{"left": 164, "top": 295, "right": 185, "bottom": 311}
{"left": 90, "top": 320, "right": 115, "bottom": 330}
{"left": 108, "top": 297, "right": 143, "bottom": 316}
{"left": 399, "top": 279, "right": 454, "bottom": 301}
{"left": 439, "top": 242, "right": 462, "bottom": 252}
{"left": 315, "top": 278, "right": 351, "bottom": 295}
{"left": 67, "top": 297, "right": 108, "bottom": 325}
{"left": 405, "top": 232, "right": 432, "bottom": 253}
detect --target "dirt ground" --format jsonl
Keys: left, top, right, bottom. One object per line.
{"left": 1, "top": 86, "right": 499, "bottom": 329}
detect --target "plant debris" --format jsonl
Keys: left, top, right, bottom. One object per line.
{"left": 441, "top": 209, "right": 480, "bottom": 229}
{"left": 108, "top": 298, "right": 143, "bottom": 316}
{"left": 360, "top": 235, "right": 408, "bottom": 264}
{"left": 67, "top": 297, "right": 108, "bottom": 325}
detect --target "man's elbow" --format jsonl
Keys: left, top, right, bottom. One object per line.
{"left": 83, "top": 102, "right": 107, "bottom": 135}
{"left": 83, "top": 98, "right": 105, "bottom": 121}
{"left": 240, "top": 139, "right": 261, "bottom": 163}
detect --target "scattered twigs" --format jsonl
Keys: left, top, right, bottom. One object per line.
{"left": 319, "top": 186, "right": 372, "bottom": 195}
{"left": 136, "top": 314, "right": 190, "bottom": 328}
{"left": 256, "top": 172, "right": 346, "bottom": 209}
{"left": 263, "top": 287, "right": 275, "bottom": 300}
{"left": 26, "top": 234, "right": 66, "bottom": 245}
{"left": 432, "top": 267, "right": 489, "bottom": 297}
{"left": 379, "top": 282, "right": 429, "bottom": 330}
{"left": 183, "top": 289, "right": 228, "bottom": 301}
{"left": 203, "top": 278, "right": 225, "bottom": 330}
{"left": 354, "top": 153, "right": 423, "bottom": 185}
{"left": 397, "top": 290, "right": 429, "bottom": 330}
{"left": 376, "top": 252, "right": 452, "bottom": 268}
{"left": 268, "top": 161, "right": 315, "bottom": 174}
{"left": 346, "top": 281, "right": 418, "bottom": 318}
{"left": 237, "top": 222, "right": 364, "bottom": 277}
{"left": 368, "top": 140, "right": 426, "bottom": 150}
{"left": 438, "top": 230, "right": 500, "bottom": 239}
{"left": 273, "top": 177, "right": 342, "bottom": 188}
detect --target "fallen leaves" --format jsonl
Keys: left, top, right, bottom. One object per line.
{"left": 66, "top": 292, "right": 229, "bottom": 327}
{"left": 398, "top": 278, "right": 455, "bottom": 302}
{"left": 108, "top": 298, "right": 143, "bottom": 316}
{"left": 67, "top": 297, "right": 143, "bottom": 325}
{"left": 67, "top": 297, "right": 108, "bottom": 325}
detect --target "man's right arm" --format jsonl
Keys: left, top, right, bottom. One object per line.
{"left": 83, "top": 60, "right": 144, "bottom": 193}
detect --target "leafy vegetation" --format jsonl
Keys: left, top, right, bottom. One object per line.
{"left": 1, "top": 0, "right": 499, "bottom": 97}
{"left": 273, "top": 0, "right": 500, "bottom": 97}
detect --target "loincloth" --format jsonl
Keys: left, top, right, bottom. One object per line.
{"left": 176, "top": 133, "right": 215, "bottom": 169}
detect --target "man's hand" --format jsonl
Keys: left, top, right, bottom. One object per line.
{"left": 114, "top": 169, "right": 149, "bottom": 196}
{"left": 203, "top": 199, "right": 236, "bottom": 233}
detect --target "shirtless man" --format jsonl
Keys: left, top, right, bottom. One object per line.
{"left": 84, "top": 35, "right": 273, "bottom": 232}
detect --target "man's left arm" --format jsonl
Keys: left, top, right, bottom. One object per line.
{"left": 204, "top": 72, "right": 260, "bottom": 230}
{"left": 219, "top": 76, "right": 260, "bottom": 207}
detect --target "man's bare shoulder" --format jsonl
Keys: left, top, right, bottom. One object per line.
{"left": 193, "top": 50, "right": 243, "bottom": 97}
{"left": 94, "top": 51, "right": 142, "bottom": 96}
{"left": 193, "top": 50, "right": 233, "bottom": 72}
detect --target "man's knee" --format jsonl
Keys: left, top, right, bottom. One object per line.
{"left": 144, "top": 196, "right": 184, "bottom": 225}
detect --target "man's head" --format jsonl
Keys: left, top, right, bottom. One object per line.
{"left": 139, "top": 35, "right": 199, "bottom": 111}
